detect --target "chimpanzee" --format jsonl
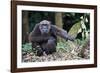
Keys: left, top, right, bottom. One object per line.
{"left": 29, "top": 20, "right": 74, "bottom": 56}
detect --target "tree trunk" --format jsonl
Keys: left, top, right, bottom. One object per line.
{"left": 22, "top": 11, "right": 29, "bottom": 43}
{"left": 55, "top": 12, "right": 63, "bottom": 42}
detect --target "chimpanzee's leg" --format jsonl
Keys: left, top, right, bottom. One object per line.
{"left": 32, "top": 42, "right": 43, "bottom": 56}
{"left": 36, "top": 46, "right": 43, "bottom": 56}
{"left": 44, "top": 37, "right": 57, "bottom": 55}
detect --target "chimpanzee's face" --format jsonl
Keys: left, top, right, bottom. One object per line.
{"left": 42, "top": 24, "right": 49, "bottom": 33}
{"left": 40, "top": 24, "right": 50, "bottom": 34}
{"left": 39, "top": 20, "right": 51, "bottom": 34}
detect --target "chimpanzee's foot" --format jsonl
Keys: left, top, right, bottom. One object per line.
{"left": 45, "top": 48, "right": 56, "bottom": 55}
{"left": 36, "top": 49, "right": 43, "bottom": 56}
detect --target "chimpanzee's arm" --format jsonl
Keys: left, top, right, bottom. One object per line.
{"left": 29, "top": 24, "right": 49, "bottom": 42}
{"left": 30, "top": 36, "right": 49, "bottom": 42}
{"left": 51, "top": 25, "right": 74, "bottom": 41}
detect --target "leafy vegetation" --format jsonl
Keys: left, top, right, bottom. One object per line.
{"left": 22, "top": 43, "right": 32, "bottom": 53}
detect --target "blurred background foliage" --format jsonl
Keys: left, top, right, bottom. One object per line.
{"left": 22, "top": 10, "right": 90, "bottom": 62}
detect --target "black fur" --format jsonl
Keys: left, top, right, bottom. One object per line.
{"left": 29, "top": 20, "right": 74, "bottom": 56}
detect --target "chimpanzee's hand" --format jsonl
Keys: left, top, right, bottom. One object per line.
{"left": 68, "top": 36, "right": 75, "bottom": 41}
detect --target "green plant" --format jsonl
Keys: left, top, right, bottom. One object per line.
{"left": 22, "top": 43, "right": 32, "bottom": 53}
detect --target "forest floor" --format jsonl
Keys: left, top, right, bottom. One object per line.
{"left": 22, "top": 47, "right": 89, "bottom": 62}
{"left": 22, "top": 51, "right": 86, "bottom": 62}
{"left": 22, "top": 39, "right": 90, "bottom": 62}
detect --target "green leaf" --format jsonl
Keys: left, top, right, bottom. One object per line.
{"left": 22, "top": 43, "right": 32, "bottom": 52}
{"left": 68, "top": 21, "right": 81, "bottom": 38}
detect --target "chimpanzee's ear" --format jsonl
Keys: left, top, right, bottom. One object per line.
{"left": 48, "top": 21, "right": 51, "bottom": 24}
{"left": 38, "top": 23, "right": 42, "bottom": 29}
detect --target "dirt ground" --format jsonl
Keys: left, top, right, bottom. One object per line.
{"left": 22, "top": 48, "right": 89, "bottom": 62}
